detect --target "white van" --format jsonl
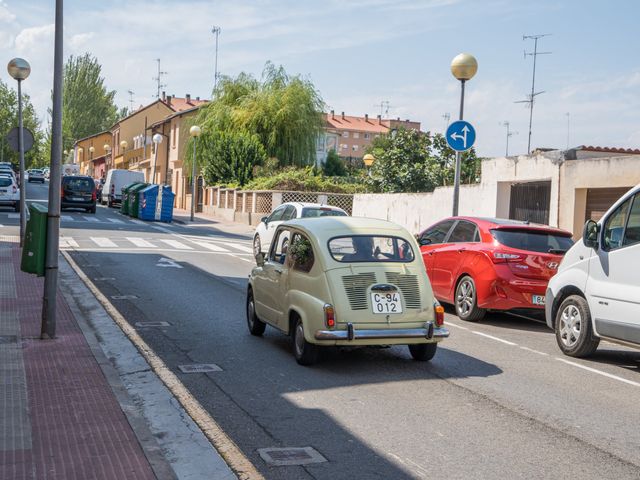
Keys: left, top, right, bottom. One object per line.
{"left": 546, "top": 184, "right": 640, "bottom": 357}
{"left": 102, "top": 169, "right": 145, "bottom": 207}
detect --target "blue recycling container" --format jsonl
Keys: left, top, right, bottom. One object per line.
{"left": 138, "top": 184, "right": 175, "bottom": 222}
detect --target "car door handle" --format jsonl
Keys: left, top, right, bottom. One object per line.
{"left": 457, "top": 248, "right": 466, "bottom": 253}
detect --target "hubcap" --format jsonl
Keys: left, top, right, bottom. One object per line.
{"left": 247, "top": 297, "right": 255, "bottom": 327}
{"left": 456, "top": 280, "right": 474, "bottom": 316}
{"left": 295, "top": 323, "right": 305, "bottom": 356}
{"left": 559, "top": 304, "right": 582, "bottom": 347}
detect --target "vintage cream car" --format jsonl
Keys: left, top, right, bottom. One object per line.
{"left": 247, "top": 216, "right": 449, "bottom": 365}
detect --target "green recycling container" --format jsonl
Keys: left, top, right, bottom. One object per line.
{"left": 121, "top": 182, "right": 142, "bottom": 215}
{"left": 129, "top": 183, "right": 149, "bottom": 218}
{"left": 21, "top": 203, "right": 48, "bottom": 276}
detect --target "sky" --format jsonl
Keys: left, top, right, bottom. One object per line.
{"left": 0, "top": 0, "right": 638, "bottom": 158}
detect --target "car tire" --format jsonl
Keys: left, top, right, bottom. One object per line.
{"left": 253, "top": 234, "right": 261, "bottom": 257}
{"left": 408, "top": 343, "right": 437, "bottom": 361}
{"left": 246, "top": 288, "right": 266, "bottom": 336}
{"left": 14, "top": 202, "right": 20, "bottom": 213}
{"left": 455, "top": 275, "right": 486, "bottom": 322}
{"left": 555, "top": 295, "right": 599, "bottom": 357}
{"left": 88, "top": 206, "right": 96, "bottom": 214}
{"left": 292, "top": 316, "right": 319, "bottom": 366}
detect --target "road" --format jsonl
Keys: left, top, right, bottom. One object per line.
{"left": 3, "top": 181, "right": 639, "bottom": 479}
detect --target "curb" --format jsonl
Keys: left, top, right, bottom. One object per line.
{"left": 62, "top": 250, "right": 265, "bottom": 480}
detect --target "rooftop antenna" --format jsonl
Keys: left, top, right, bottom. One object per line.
{"left": 127, "top": 90, "right": 135, "bottom": 112}
{"left": 565, "top": 112, "right": 570, "bottom": 150}
{"left": 515, "top": 33, "right": 551, "bottom": 154}
{"left": 373, "top": 100, "right": 393, "bottom": 118}
{"left": 501, "top": 121, "right": 518, "bottom": 156}
{"left": 153, "top": 58, "right": 167, "bottom": 98}
{"left": 212, "top": 26, "right": 221, "bottom": 93}
{"left": 442, "top": 112, "right": 451, "bottom": 133}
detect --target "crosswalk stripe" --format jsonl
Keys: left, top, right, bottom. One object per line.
{"left": 159, "top": 239, "right": 192, "bottom": 250}
{"left": 91, "top": 237, "right": 117, "bottom": 248}
{"left": 8, "top": 213, "right": 19, "bottom": 219}
{"left": 84, "top": 216, "right": 100, "bottom": 222}
{"left": 108, "top": 218, "right": 124, "bottom": 224}
{"left": 126, "top": 237, "right": 156, "bottom": 248}
{"left": 61, "top": 215, "right": 73, "bottom": 221}
{"left": 60, "top": 237, "right": 79, "bottom": 248}
{"left": 190, "top": 241, "right": 230, "bottom": 252}
{"left": 224, "top": 243, "right": 253, "bottom": 253}
{"left": 129, "top": 219, "right": 145, "bottom": 225}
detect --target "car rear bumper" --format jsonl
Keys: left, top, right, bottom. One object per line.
{"left": 315, "top": 321, "right": 449, "bottom": 343}
{"left": 478, "top": 272, "right": 549, "bottom": 311}
{"left": 62, "top": 200, "right": 95, "bottom": 209}
{"left": 0, "top": 199, "right": 18, "bottom": 205}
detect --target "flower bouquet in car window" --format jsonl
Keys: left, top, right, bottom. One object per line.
{"left": 288, "top": 234, "right": 314, "bottom": 272}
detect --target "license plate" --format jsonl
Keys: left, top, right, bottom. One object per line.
{"left": 371, "top": 291, "right": 403, "bottom": 314}
{"left": 532, "top": 295, "right": 545, "bottom": 306}
{"left": 72, "top": 197, "right": 83, "bottom": 201}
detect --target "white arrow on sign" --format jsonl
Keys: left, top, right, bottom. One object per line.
{"left": 450, "top": 125, "right": 470, "bottom": 149}
{"left": 156, "top": 257, "right": 182, "bottom": 268}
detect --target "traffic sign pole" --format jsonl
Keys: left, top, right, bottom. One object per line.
{"left": 452, "top": 80, "right": 466, "bottom": 216}
{"left": 17, "top": 79, "right": 26, "bottom": 246}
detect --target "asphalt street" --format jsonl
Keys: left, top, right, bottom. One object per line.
{"left": 3, "top": 181, "right": 639, "bottom": 479}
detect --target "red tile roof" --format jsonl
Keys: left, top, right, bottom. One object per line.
{"left": 579, "top": 145, "right": 640, "bottom": 154}
{"left": 162, "top": 96, "right": 208, "bottom": 112}
{"left": 324, "top": 113, "right": 390, "bottom": 133}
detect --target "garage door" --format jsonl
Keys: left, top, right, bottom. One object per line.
{"left": 585, "top": 187, "right": 632, "bottom": 222}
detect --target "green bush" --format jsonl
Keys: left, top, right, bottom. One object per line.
{"left": 323, "top": 149, "right": 346, "bottom": 176}
{"left": 242, "top": 167, "right": 366, "bottom": 193}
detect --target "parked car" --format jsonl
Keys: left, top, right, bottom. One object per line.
{"left": 28, "top": 169, "right": 45, "bottom": 183}
{"left": 253, "top": 202, "right": 347, "bottom": 256}
{"left": 417, "top": 217, "right": 574, "bottom": 321}
{"left": 247, "top": 216, "right": 449, "bottom": 365}
{"left": 0, "top": 166, "right": 17, "bottom": 184}
{"left": 42, "top": 167, "right": 50, "bottom": 180}
{"left": 102, "top": 169, "right": 144, "bottom": 207}
{"left": 0, "top": 174, "right": 20, "bottom": 212}
{"left": 546, "top": 184, "right": 640, "bottom": 357}
{"left": 61, "top": 175, "right": 97, "bottom": 213}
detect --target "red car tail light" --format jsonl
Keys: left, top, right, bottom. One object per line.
{"left": 492, "top": 251, "right": 523, "bottom": 263}
{"left": 324, "top": 304, "right": 336, "bottom": 328}
{"left": 434, "top": 303, "right": 445, "bottom": 326}
{"left": 92, "top": 190, "right": 96, "bottom": 201}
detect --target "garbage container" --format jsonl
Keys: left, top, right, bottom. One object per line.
{"left": 128, "top": 183, "right": 148, "bottom": 218}
{"left": 139, "top": 185, "right": 175, "bottom": 222}
{"left": 120, "top": 182, "right": 142, "bottom": 215}
{"left": 21, "top": 203, "right": 48, "bottom": 276}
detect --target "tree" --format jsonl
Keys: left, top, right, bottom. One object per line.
{"left": 0, "top": 79, "right": 43, "bottom": 168}
{"left": 60, "top": 53, "right": 119, "bottom": 151}
{"left": 323, "top": 149, "right": 347, "bottom": 176}
{"left": 366, "top": 129, "right": 481, "bottom": 193}
{"left": 199, "top": 131, "right": 266, "bottom": 187}
{"left": 190, "top": 62, "right": 324, "bottom": 170}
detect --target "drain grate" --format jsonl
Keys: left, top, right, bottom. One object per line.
{"left": 111, "top": 295, "right": 139, "bottom": 300}
{"left": 135, "top": 321, "right": 171, "bottom": 328}
{"left": 177, "top": 363, "right": 222, "bottom": 374}
{"left": 258, "top": 447, "right": 327, "bottom": 466}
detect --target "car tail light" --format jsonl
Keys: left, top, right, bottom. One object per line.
{"left": 12, "top": 185, "right": 16, "bottom": 193}
{"left": 492, "top": 251, "right": 523, "bottom": 263}
{"left": 111, "top": 184, "right": 115, "bottom": 194}
{"left": 324, "top": 304, "right": 335, "bottom": 328}
{"left": 434, "top": 303, "right": 445, "bottom": 326}
{"left": 92, "top": 190, "right": 96, "bottom": 201}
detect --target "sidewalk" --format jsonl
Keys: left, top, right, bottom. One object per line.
{"left": 0, "top": 235, "right": 239, "bottom": 480}
{"left": 171, "top": 208, "right": 255, "bottom": 238}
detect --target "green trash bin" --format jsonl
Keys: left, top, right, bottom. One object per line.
{"left": 121, "top": 182, "right": 142, "bottom": 215}
{"left": 129, "top": 183, "right": 148, "bottom": 218}
{"left": 21, "top": 203, "right": 48, "bottom": 276}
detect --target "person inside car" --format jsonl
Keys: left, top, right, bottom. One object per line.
{"left": 342, "top": 236, "right": 376, "bottom": 262}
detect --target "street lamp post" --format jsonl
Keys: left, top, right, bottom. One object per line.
{"left": 7, "top": 57, "right": 31, "bottom": 246}
{"left": 189, "top": 126, "right": 201, "bottom": 221}
{"left": 103, "top": 144, "right": 111, "bottom": 177}
{"left": 120, "top": 140, "right": 127, "bottom": 168}
{"left": 151, "top": 133, "right": 162, "bottom": 184}
{"left": 450, "top": 53, "right": 477, "bottom": 217}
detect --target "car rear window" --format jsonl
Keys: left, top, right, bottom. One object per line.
{"left": 491, "top": 229, "right": 574, "bottom": 254}
{"left": 301, "top": 207, "right": 346, "bottom": 218}
{"left": 63, "top": 178, "right": 94, "bottom": 192}
{"left": 0, "top": 177, "right": 12, "bottom": 187}
{"left": 328, "top": 235, "right": 415, "bottom": 263}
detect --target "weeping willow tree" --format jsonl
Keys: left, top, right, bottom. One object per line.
{"left": 185, "top": 62, "right": 324, "bottom": 181}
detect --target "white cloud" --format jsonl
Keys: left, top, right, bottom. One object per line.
{"left": 0, "top": 1, "right": 15, "bottom": 22}
{"left": 15, "top": 23, "right": 54, "bottom": 54}
{"left": 69, "top": 32, "right": 94, "bottom": 51}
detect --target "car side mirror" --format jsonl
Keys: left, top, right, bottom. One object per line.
{"left": 255, "top": 252, "right": 265, "bottom": 266}
{"left": 418, "top": 237, "right": 432, "bottom": 246}
{"left": 261, "top": 216, "right": 268, "bottom": 224}
{"left": 582, "top": 220, "right": 598, "bottom": 249}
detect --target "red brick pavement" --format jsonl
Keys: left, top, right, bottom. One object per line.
{"left": 0, "top": 240, "right": 157, "bottom": 480}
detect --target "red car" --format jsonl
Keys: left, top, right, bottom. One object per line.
{"left": 417, "top": 217, "right": 573, "bottom": 321}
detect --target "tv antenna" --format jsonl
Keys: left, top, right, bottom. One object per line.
{"left": 212, "top": 26, "right": 221, "bottom": 93}
{"left": 501, "top": 121, "right": 518, "bottom": 156}
{"left": 565, "top": 112, "right": 570, "bottom": 150}
{"left": 515, "top": 33, "right": 551, "bottom": 154}
{"left": 374, "top": 100, "right": 393, "bottom": 118}
{"left": 127, "top": 90, "right": 135, "bottom": 112}
{"left": 442, "top": 112, "right": 451, "bottom": 132}
{"left": 153, "top": 58, "right": 168, "bottom": 98}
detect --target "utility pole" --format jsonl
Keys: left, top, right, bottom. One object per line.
{"left": 501, "top": 121, "right": 518, "bottom": 156}
{"left": 515, "top": 34, "right": 551, "bottom": 154}
{"left": 212, "top": 26, "right": 221, "bottom": 93}
{"left": 153, "top": 58, "right": 167, "bottom": 98}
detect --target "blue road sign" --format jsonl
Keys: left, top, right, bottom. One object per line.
{"left": 446, "top": 120, "right": 476, "bottom": 152}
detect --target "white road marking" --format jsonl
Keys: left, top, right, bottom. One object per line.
{"left": 91, "top": 237, "right": 118, "bottom": 248}
{"left": 152, "top": 226, "right": 173, "bottom": 234}
{"left": 445, "top": 322, "right": 469, "bottom": 330}
{"left": 107, "top": 218, "right": 124, "bottom": 224}
{"left": 59, "top": 237, "right": 79, "bottom": 248}
{"left": 233, "top": 255, "right": 254, "bottom": 263}
{"left": 126, "top": 237, "right": 156, "bottom": 248}
{"left": 83, "top": 216, "right": 100, "bottom": 222}
{"left": 159, "top": 239, "right": 192, "bottom": 250}
{"left": 190, "top": 241, "right": 230, "bottom": 252}
{"left": 61, "top": 215, "right": 73, "bottom": 221}
{"left": 471, "top": 330, "right": 518, "bottom": 346}
{"left": 8, "top": 213, "right": 19, "bottom": 219}
{"left": 156, "top": 257, "right": 183, "bottom": 268}
{"left": 129, "top": 219, "right": 146, "bottom": 225}
{"left": 519, "top": 346, "right": 549, "bottom": 356}
{"left": 224, "top": 242, "right": 253, "bottom": 253}
{"left": 555, "top": 357, "right": 640, "bottom": 388}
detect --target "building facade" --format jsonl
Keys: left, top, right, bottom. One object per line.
{"left": 74, "top": 131, "right": 112, "bottom": 180}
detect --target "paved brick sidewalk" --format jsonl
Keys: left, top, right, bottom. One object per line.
{"left": 0, "top": 237, "right": 157, "bottom": 480}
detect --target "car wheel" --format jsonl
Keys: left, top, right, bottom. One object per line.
{"left": 14, "top": 202, "right": 20, "bottom": 213}
{"left": 555, "top": 295, "right": 599, "bottom": 357}
{"left": 408, "top": 343, "right": 437, "bottom": 361}
{"left": 292, "top": 316, "right": 319, "bottom": 366}
{"left": 246, "top": 288, "right": 266, "bottom": 336}
{"left": 253, "top": 234, "right": 261, "bottom": 257}
{"left": 455, "top": 275, "right": 486, "bottom": 322}
{"left": 89, "top": 206, "right": 96, "bottom": 214}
